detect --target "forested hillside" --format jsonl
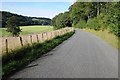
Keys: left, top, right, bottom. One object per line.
{"left": 1, "top": 11, "right": 51, "bottom": 28}
{"left": 52, "top": 2, "right": 120, "bottom": 37}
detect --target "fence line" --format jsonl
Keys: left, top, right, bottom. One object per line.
{"left": 1, "top": 27, "right": 74, "bottom": 55}
{"left": 5, "top": 39, "right": 8, "bottom": 54}
{"left": 19, "top": 37, "right": 23, "bottom": 47}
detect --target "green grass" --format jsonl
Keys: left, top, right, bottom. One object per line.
{"left": 1, "top": 25, "right": 53, "bottom": 37}
{"left": 83, "top": 29, "right": 118, "bottom": 49}
{"left": 0, "top": 28, "right": 12, "bottom": 37}
{"left": 2, "top": 31, "right": 75, "bottom": 79}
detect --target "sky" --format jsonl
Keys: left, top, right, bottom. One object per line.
{"left": 2, "top": 2, "right": 73, "bottom": 19}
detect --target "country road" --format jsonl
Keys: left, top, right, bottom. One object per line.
{"left": 11, "top": 30, "right": 118, "bottom": 78}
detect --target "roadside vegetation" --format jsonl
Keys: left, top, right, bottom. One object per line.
{"left": 2, "top": 31, "right": 74, "bottom": 79}
{"left": 52, "top": 2, "right": 120, "bottom": 48}
{"left": 84, "top": 29, "right": 118, "bottom": 49}
{"left": 1, "top": 11, "right": 51, "bottom": 28}
{"left": 1, "top": 1, "right": 119, "bottom": 79}
{"left": 52, "top": 2, "right": 120, "bottom": 37}
{"left": 1, "top": 26, "right": 53, "bottom": 37}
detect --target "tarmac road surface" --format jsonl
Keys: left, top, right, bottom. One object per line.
{"left": 11, "top": 30, "right": 118, "bottom": 78}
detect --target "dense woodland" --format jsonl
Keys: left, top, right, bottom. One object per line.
{"left": 1, "top": 11, "right": 51, "bottom": 28}
{"left": 52, "top": 2, "right": 120, "bottom": 37}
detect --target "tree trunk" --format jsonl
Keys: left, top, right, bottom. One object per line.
{"left": 97, "top": 3, "right": 100, "bottom": 16}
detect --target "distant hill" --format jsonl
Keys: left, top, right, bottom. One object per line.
{"left": 1, "top": 11, "right": 51, "bottom": 28}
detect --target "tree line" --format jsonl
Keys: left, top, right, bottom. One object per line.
{"left": 1, "top": 11, "right": 51, "bottom": 28}
{"left": 52, "top": 1, "right": 120, "bottom": 37}
{"left": 1, "top": 11, "right": 51, "bottom": 36}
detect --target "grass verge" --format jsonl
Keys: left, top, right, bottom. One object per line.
{"left": 83, "top": 29, "right": 119, "bottom": 49}
{"left": 2, "top": 31, "right": 75, "bottom": 79}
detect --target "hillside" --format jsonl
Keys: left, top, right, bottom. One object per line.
{"left": 1, "top": 11, "right": 51, "bottom": 28}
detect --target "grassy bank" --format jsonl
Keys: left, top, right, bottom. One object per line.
{"left": 1, "top": 26, "right": 53, "bottom": 37}
{"left": 2, "top": 31, "right": 74, "bottom": 79}
{"left": 83, "top": 29, "right": 118, "bottom": 49}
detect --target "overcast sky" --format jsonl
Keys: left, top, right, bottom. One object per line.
{"left": 2, "top": 2, "right": 74, "bottom": 19}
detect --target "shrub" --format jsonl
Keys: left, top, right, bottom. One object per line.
{"left": 87, "top": 17, "right": 100, "bottom": 31}
{"left": 75, "top": 20, "right": 86, "bottom": 29}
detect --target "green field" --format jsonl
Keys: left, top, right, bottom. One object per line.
{"left": 1, "top": 25, "right": 53, "bottom": 37}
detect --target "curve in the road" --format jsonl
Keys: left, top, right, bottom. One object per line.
{"left": 11, "top": 30, "right": 118, "bottom": 78}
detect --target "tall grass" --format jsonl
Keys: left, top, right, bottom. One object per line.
{"left": 83, "top": 29, "right": 118, "bottom": 49}
{"left": 2, "top": 31, "right": 74, "bottom": 79}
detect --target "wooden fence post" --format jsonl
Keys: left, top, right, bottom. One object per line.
{"left": 57, "top": 30, "right": 59, "bottom": 36}
{"left": 30, "top": 35, "right": 32, "bottom": 44}
{"left": 56, "top": 31, "right": 57, "bottom": 36}
{"left": 5, "top": 39, "right": 8, "bottom": 54}
{"left": 51, "top": 32, "right": 52, "bottom": 39}
{"left": 46, "top": 32, "right": 48, "bottom": 40}
{"left": 53, "top": 32, "right": 54, "bottom": 38}
{"left": 19, "top": 37, "right": 23, "bottom": 47}
{"left": 61, "top": 30, "right": 62, "bottom": 35}
{"left": 62, "top": 30, "right": 64, "bottom": 35}
{"left": 41, "top": 33, "right": 44, "bottom": 41}
{"left": 54, "top": 31, "right": 56, "bottom": 37}
{"left": 57, "top": 31, "right": 59, "bottom": 36}
{"left": 58, "top": 31, "right": 60, "bottom": 36}
{"left": 36, "top": 35, "right": 39, "bottom": 42}
{"left": 56, "top": 31, "right": 58, "bottom": 36}
{"left": 59, "top": 31, "right": 60, "bottom": 36}
{"left": 54, "top": 31, "right": 55, "bottom": 37}
{"left": 66, "top": 29, "right": 67, "bottom": 33}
